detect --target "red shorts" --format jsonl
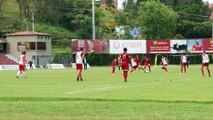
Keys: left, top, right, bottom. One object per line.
{"left": 162, "top": 64, "right": 167, "bottom": 67}
{"left": 133, "top": 65, "right": 138, "bottom": 69}
{"left": 122, "top": 64, "right": 129, "bottom": 71}
{"left": 181, "top": 63, "right": 187, "bottom": 66}
{"left": 144, "top": 63, "right": 150, "bottom": 66}
{"left": 202, "top": 63, "right": 209, "bottom": 66}
{"left": 19, "top": 65, "right": 26, "bottom": 71}
{"left": 76, "top": 64, "right": 83, "bottom": 70}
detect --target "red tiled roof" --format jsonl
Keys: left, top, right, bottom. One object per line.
{"left": 5, "top": 31, "right": 51, "bottom": 36}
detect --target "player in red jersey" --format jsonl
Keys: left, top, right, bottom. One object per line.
{"left": 161, "top": 55, "right": 168, "bottom": 73}
{"left": 180, "top": 54, "right": 187, "bottom": 74}
{"left": 201, "top": 51, "right": 211, "bottom": 77}
{"left": 75, "top": 48, "right": 85, "bottom": 81}
{"left": 111, "top": 58, "right": 117, "bottom": 75}
{"left": 16, "top": 51, "right": 27, "bottom": 78}
{"left": 135, "top": 55, "right": 142, "bottom": 70}
{"left": 120, "top": 47, "right": 130, "bottom": 82}
{"left": 192, "top": 40, "right": 202, "bottom": 51}
{"left": 141, "top": 55, "right": 151, "bottom": 72}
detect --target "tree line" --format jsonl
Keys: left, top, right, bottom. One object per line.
{"left": 0, "top": 0, "right": 212, "bottom": 40}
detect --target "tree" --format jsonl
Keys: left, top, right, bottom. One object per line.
{"left": 138, "top": 1, "right": 178, "bottom": 39}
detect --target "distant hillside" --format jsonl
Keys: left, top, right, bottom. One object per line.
{"left": 3, "top": 0, "right": 19, "bottom": 18}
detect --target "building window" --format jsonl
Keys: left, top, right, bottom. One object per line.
{"left": 37, "top": 42, "right": 46, "bottom": 50}
{"left": 17, "top": 42, "right": 36, "bottom": 51}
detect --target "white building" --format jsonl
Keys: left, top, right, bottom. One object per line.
{"left": 5, "top": 31, "right": 52, "bottom": 67}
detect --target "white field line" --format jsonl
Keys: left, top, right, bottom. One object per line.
{"left": 65, "top": 86, "right": 124, "bottom": 95}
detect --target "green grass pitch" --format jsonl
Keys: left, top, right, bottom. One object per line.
{"left": 0, "top": 65, "right": 213, "bottom": 120}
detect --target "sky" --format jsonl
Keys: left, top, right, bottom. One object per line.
{"left": 117, "top": 0, "right": 213, "bottom": 9}
{"left": 203, "top": 0, "right": 213, "bottom": 3}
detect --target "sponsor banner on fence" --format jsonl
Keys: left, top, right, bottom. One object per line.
{"left": 170, "top": 40, "right": 187, "bottom": 53}
{"left": 109, "top": 40, "right": 146, "bottom": 54}
{"left": 71, "top": 39, "right": 109, "bottom": 54}
{"left": 187, "top": 39, "right": 203, "bottom": 53}
{"left": 203, "top": 39, "right": 213, "bottom": 53}
{"left": 147, "top": 40, "right": 170, "bottom": 53}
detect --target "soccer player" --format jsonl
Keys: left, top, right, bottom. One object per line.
{"left": 120, "top": 47, "right": 130, "bottom": 82}
{"left": 186, "top": 54, "right": 190, "bottom": 69}
{"left": 111, "top": 58, "right": 117, "bottom": 75}
{"left": 161, "top": 55, "right": 168, "bottom": 73}
{"left": 75, "top": 47, "right": 85, "bottom": 81}
{"left": 180, "top": 54, "right": 187, "bottom": 74}
{"left": 141, "top": 55, "right": 151, "bottom": 72}
{"left": 134, "top": 55, "right": 142, "bottom": 71}
{"left": 130, "top": 56, "right": 138, "bottom": 73}
{"left": 201, "top": 51, "right": 211, "bottom": 77}
{"left": 16, "top": 51, "right": 27, "bottom": 78}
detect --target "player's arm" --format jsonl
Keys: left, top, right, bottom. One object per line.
{"left": 81, "top": 52, "right": 85, "bottom": 61}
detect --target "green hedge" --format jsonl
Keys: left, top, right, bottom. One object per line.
{"left": 53, "top": 53, "right": 212, "bottom": 66}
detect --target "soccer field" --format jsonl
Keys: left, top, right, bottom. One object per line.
{"left": 0, "top": 65, "right": 213, "bottom": 120}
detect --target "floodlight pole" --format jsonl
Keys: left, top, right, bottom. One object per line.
{"left": 92, "top": 0, "right": 95, "bottom": 40}
{"left": 212, "top": 21, "right": 213, "bottom": 38}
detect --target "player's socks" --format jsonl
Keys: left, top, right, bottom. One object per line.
{"left": 16, "top": 71, "right": 20, "bottom": 78}
{"left": 23, "top": 72, "right": 27, "bottom": 78}
{"left": 77, "top": 76, "right": 79, "bottom": 81}
{"left": 123, "top": 72, "right": 128, "bottom": 82}
{"left": 112, "top": 69, "right": 115, "bottom": 74}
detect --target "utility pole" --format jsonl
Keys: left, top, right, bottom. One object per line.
{"left": 92, "top": 0, "right": 95, "bottom": 40}
{"left": 32, "top": 3, "right": 35, "bottom": 32}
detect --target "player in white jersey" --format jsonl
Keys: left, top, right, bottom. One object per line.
{"left": 180, "top": 54, "right": 187, "bottom": 74}
{"left": 161, "top": 55, "right": 168, "bottom": 73}
{"left": 16, "top": 51, "right": 27, "bottom": 78}
{"left": 201, "top": 51, "right": 211, "bottom": 77}
{"left": 75, "top": 47, "right": 85, "bottom": 81}
{"left": 130, "top": 57, "right": 138, "bottom": 73}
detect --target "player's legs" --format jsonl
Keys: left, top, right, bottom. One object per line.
{"left": 130, "top": 66, "right": 137, "bottom": 73}
{"left": 148, "top": 64, "right": 151, "bottom": 71}
{"left": 76, "top": 64, "right": 83, "bottom": 81}
{"left": 183, "top": 66, "right": 186, "bottom": 73}
{"left": 122, "top": 65, "right": 129, "bottom": 82}
{"left": 181, "top": 63, "right": 186, "bottom": 74}
{"left": 22, "top": 65, "right": 27, "bottom": 78}
{"left": 143, "top": 65, "right": 147, "bottom": 71}
{"left": 123, "top": 70, "right": 128, "bottom": 82}
{"left": 201, "top": 64, "right": 204, "bottom": 76}
{"left": 16, "top": 70, "right": 20, "bottom": 78}
{"left": 79, "top": 69, "right": 83, "bottom": 80}
{"left": 112, "top": 66, "right": 115, "bottom": 74}
{"left": 162, "top": 64, "right": 167, "bottom": 72}
{"left": 206, "top": 66, "right": 211, "bottom": 77}
{"left": 17, "top": 65, "right": 24, "bottom": 78}
{"left": 180, "top": 64, "right": 183, "bottom": 74}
